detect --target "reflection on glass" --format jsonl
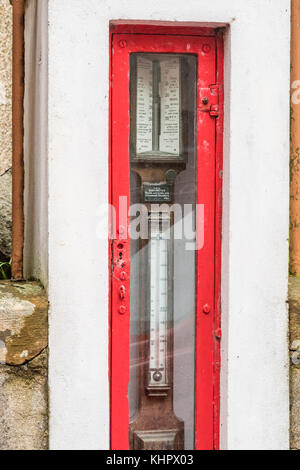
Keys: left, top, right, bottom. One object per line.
{"left": 129, "top": 53, "right": 197, "bottom": 451}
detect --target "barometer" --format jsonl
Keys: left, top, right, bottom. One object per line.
{"left": 111, "top": 30, "right": 221, "bottom": 452}
{"left": 129, "top": 53, "right": 196, "bottom": 450}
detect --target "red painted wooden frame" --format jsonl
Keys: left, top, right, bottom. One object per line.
{"left": 109, "top": 26, "right": 224, "bottom": 451}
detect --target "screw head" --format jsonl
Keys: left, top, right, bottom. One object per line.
{"left": 202, "top": 97, "right": 209, "bottom": 105}
{"left": 165, "top": 169, "right": 177, "bottom": 184}
{"left": 119, "top": 39, "right": 127, "bottom": 48}
{"left": 120, "top": 271, "right": 128, "bottom": 281}
{"left": 203, "top": 304, "right": 210, "bottom": 314}
{"left": 153, "top": 371, "right": 162, "bottom": 382}
{"left": 215, "top": 328, "right": 222, "bottom": 340}
{"left": 119, "top": 306, "right": 126, "bottom": 315}
{"left": 202, "top": 44, "right": 211, "bottom": 54}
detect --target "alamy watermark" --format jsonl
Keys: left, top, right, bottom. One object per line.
{"left": 96, "top": 197, "right": 205, "bottom": 251}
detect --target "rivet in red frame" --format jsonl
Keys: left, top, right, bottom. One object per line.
{"left": 203, "top": 304, "right": 210, "bottom": 314}
{"left": 120, "top": 272, "right": 128, "bottom": 281}
{"left": 202, "top": 44, "right": 211, "bottom": 54}
{"left": 119, "top": 39, "right": 127, "bottom": 48}
{"left": 215, "top": 328, "right": 222, "bottom": 340}
{"left": 119, "top": 306, "right": 126, "bottom": 315}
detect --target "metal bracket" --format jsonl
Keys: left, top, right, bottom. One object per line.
{"left": 200, "top": 84, "right": 219, "bottom": 117}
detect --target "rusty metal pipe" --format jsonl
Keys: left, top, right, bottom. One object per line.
{"left": 290, "top": 1, "right": 300, "bottom": 275}
{"left": 12, "top": 0, "right": 25, "bottom": 279}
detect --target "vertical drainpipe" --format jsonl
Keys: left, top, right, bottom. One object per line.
{"left": 291, "top": 0, "right": 300, "bottom": 275}
{"left": 11, "top": 0, "right": 25, "bottom": 280}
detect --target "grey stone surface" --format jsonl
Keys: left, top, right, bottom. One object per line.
{"left": 0, "top": 349, "right": 48, "bottom": 450}
{"left": 289, "top": 276, "right": 300, "bottom": 450}
{"left": 0, "top": 281, "right": 48, "bottom": 365}
{"left": 0, "top": 0, "right": 12, "bottom": 177}
{"left": 0, "top": 168, "right": 11, "bottom": 258}
{"left": 291, "top": 367, "right": 300, "bottom": 450}
{"left": 0, "top": 0, "right": 12, "bottom": 260}
{"left": 0, "top": 281, "right": 48, "bottom": 450}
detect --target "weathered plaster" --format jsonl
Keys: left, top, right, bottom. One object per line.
{"left": 0, "top": 0, "right": 12, "bottom": 259}
{"left": 0, "top": 168, "right": 12, "bottom": 258}
{"left": 0, "top": 281, "right": 48, "bottom": 366}
{"left": 0, "top": 0, "right": 12, "bottom": 177}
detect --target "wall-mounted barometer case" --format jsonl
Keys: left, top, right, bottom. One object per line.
{"left": 110, "top": 25, "right": 223, "bottom": 451}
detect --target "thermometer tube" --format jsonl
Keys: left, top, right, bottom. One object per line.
{"left": 148, "top": 211, "right": 171, "bottom": 388}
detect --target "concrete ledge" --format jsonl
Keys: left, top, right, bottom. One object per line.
{"left": 289, "top": 276, "right": 300, "bottom": 450}
{"left": 0, "top": 281, "right": 48, "bottom": 450}
{"left": 0, "top": 281, "right": 48, "bottom": 365}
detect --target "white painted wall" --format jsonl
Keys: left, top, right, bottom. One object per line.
{"left": 25, "top": 0, "right": 290, "bottom": 450}
{"left": 24, "top": 0, "right": 48, "bottom": 289}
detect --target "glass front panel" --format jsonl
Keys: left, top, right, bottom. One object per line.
{"left": 129, "top": 53, "right": 197, "bottom": 451}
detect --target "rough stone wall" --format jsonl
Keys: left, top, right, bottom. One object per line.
{"left": 0, "top": 350, "right": 48, "bottom": 450}
{"left": 289, "top": 276, "right": 300, "bottom": 450}
{"left": 0, "top": 0, "right": 12, "bottom": 260}
{"left": 0, "top": 281, "right": 48, "bottom": 450}
{"left": 0, "top": 2, "right": 49, "bottom": 450}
